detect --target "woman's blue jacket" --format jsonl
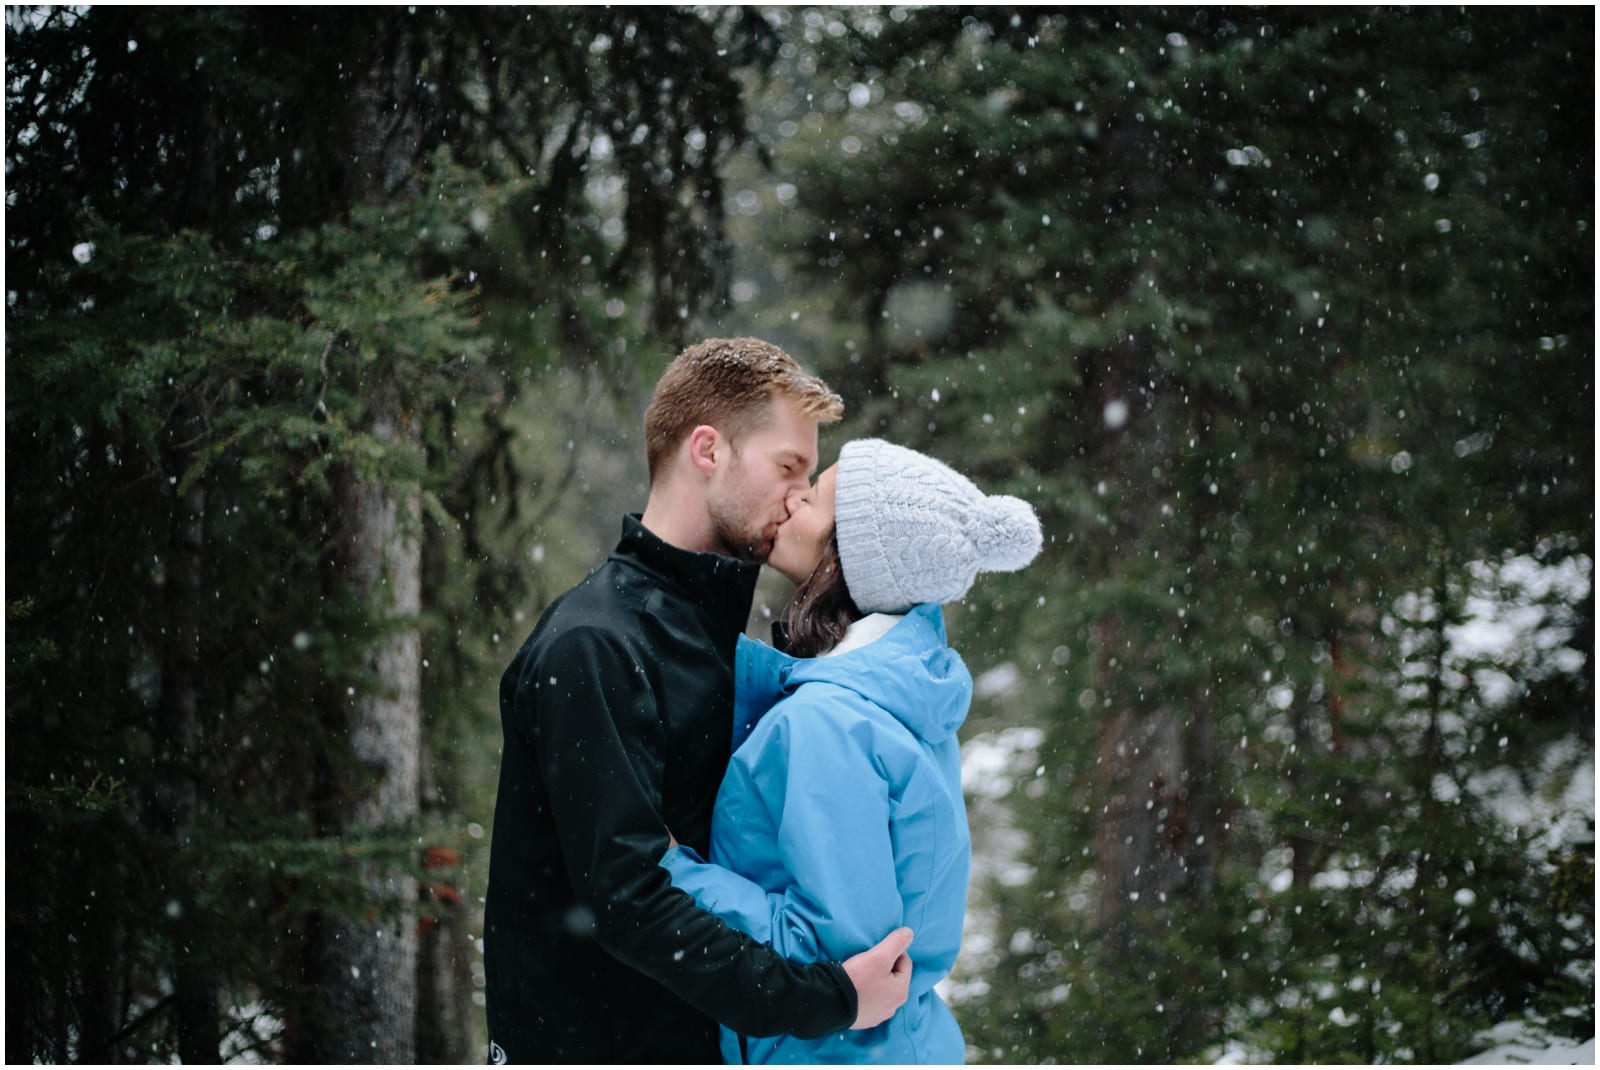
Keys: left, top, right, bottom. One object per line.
{"left": 662, "top": 603, "right": 973, "bottom": 1064}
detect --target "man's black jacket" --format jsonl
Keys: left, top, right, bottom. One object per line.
{"left": 484, "top": 515, "right": 857, "bottom": 1063}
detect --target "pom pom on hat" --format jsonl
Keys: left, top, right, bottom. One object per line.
{"left": 833, "top": 439, "right": 1043, "bottom": 615}
{"left": 974, "top": 494, "right": 1045, "bottom": 571}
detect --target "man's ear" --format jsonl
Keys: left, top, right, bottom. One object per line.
{"left": 686, "top": 425, "right": 721, "bottom": 476}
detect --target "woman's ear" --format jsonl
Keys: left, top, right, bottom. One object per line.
{"left": 686, "top": 424, "right": 721, "bottom": 476}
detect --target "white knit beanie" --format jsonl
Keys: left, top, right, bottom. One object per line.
{"left": 833, "top": 439, "right": 1043, "bottom": 615}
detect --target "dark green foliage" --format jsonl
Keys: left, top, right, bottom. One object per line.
{"left": 758, "top": 6, "right": 1592, "bottom": 1063}
{"left": 5, "top": 177, "right": 482, "bottom": 1064}
{"left": 6, "top": 6, "right": 777, "bottom": 1061}
{"left": 7, "top": 5, "right": 1592, "bottom": 1063}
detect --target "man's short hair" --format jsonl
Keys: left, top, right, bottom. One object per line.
{"left": 644, "top": 337, "right": 844, "bottom": 482}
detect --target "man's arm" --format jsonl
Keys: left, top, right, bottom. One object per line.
{"left": 521, "top": 625, "right": 859, "bottom": 1040}
{"left": 662, "top": 700, "right": 916, "bottom": 983}
{"left": 662, "top": 844, "right": 915, "bottom": 1031}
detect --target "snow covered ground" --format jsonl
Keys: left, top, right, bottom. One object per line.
{"left": 1460, "top": 1019, "right": 1595, "bottom": 1065}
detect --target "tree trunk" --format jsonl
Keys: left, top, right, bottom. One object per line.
{"left": 413, "top": 523, "right": 475, "bottom": 1063}
{"left": 163, "top": 482, "right": 223, "bottom": 1064}
{"left": 1182, "top": 693, "right": 1222, "bottom": 900}
{"left": 292, "top": 33, "right": 431, "bottom": 1061}
{"left": 313, "top": 379, "right": 423, "bottom": 1063}
{"left": 1093, "top": 703, "right": 1187, "bottom": 934}
{"left": 1092, "top": 615, "right": 1188, "bottom": 937}
{"left": 415, "top": 849, "right": 473, "bottom": 1065}
{"left": 415, "top": 742, "right": 472, "bottom": 1063}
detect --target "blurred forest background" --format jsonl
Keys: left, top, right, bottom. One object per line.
{"left": 5, "top": 6, "right": 1593, "bottom": 1064}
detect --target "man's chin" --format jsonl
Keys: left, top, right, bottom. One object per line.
{"left": 718, "top": 533, "right": 775, "bottom": 564}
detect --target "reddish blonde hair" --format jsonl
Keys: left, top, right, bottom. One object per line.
{"left": 643, "top": 337, "right": 844, "bottom": 482}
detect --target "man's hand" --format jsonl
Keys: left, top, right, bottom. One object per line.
{"left": 842, "top": 927, "right": 914, "bottom": 1029}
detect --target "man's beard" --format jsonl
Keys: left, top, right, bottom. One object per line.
{"left": 708, "top": 500, "right": 775, "bottom": 563}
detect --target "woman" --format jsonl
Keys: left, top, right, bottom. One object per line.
{"left": 662, "top": 438, "right": 1042, "bottom": 1063}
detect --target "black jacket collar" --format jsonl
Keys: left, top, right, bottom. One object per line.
{"left": 612, "top": 513, "right": 761, "bottom": 627}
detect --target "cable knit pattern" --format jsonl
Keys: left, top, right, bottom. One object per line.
{"left": 834, "top": 439, "right": 1043, "bottom": 614}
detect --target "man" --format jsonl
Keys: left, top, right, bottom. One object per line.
{"left": 485, "top": 338, "right": 914, "bottom": 1063}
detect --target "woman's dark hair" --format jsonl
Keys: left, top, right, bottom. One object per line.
{"left": 782, "top": 530, "right": 862, "bottom": 658}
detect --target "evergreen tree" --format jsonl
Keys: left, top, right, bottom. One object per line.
{"left": 6, "top": 6, "right": 776, "bottom": 1061}
{"left": 9, "top": 7, "right": 1590, "bottom": 1063}
{"left": 754, "top": 7, "right": 1592, "bottom": 1062}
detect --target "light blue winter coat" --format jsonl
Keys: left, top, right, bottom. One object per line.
{"left": 661, "top": 603, "right": 973, "bottom": 1064}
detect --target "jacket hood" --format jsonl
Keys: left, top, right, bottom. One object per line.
{"left": 733, "top": 603, "right": 972, "bottom": 751}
